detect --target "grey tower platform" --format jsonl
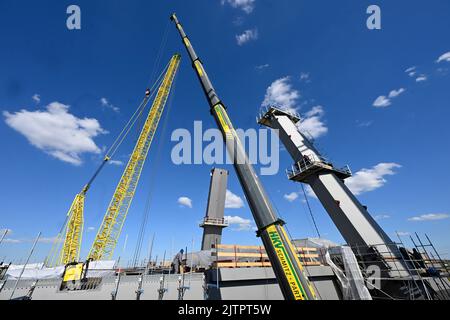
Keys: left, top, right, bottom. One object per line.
{"left": 258, "top": 106, "right": 419, "bottom": 299}
{"left": 200, "top": 169, "right": 229, "bottom": 250}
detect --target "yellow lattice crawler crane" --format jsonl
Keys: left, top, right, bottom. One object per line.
{"left": 49, "top": 157, "right": 109, "bottom": 267}
{"left": 60, "top": 191, "right": 85, "bottom": 265}
{"left": 88, "top": 54, "right": 181, "bottom": 261}
{"left": 49, "top": 54, "right": 180, "bottom": 268}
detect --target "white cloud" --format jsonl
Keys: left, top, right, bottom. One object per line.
{"left": 255, "top": 64, "right": 270, "bottom": 71}
{"left": 3, "top": 102, "right": 106, "bottom": 165}
{"left": 416, "top": 75, "right": 427, "bottom": 82}
{"left": 284, "top": 192, "right": 299, "bottom": 202}
{"left": 225, "top": 190, "right": 245, "bottom": 209}
{"left": 389, "top": 88, "right": 406, "bottom": 98}
{"left": 38, "top": 237, "right": 60, "bottom": 244}
{"left": 374, "top": 214, "right": 391, "bottom": 221}
{"left": 100, "top": 97, "right": 120, "bottom": 113}
{"left": 3, "top": 238, "right": 23, "bottom": 244}
{"left": 405, "top": 66, "right": 416, "bottom": 73}
{"left": 221, "top": 0, "right": 256, "bottom": 14}
{"left": 373, "top": 95, "right": 391, "bottom": 108}
{"left": 305, "top": 163, "right": 401, "bottom": 198}
{"left": 345, "top": 163, "right": 401, "bottom": 195}
{"left": 87, "top": 227, "right": 96, "bottom": 232}
{"left": 236, "top": 28, "right": 258, "bottom": 46}
{"left": 408, "top": 213, "right": 450, "bottom": 222}
{"left": 2, "top": 235, "right": 60, "bottom": 244}
{"left": 300, "top": 72, "right": 311, "bottom": 83}
{"left": 356, "top": 120, "right": 374, "bottom": 128}
{"left": 298, "top": 106, "right": 328, "bottom": 139}
{"left": 178, "top": 197, "right": 193, "bottom": 208}
{"left": 373, "top": 88, "right": 406, "bottom": 108}
{"left": 405, "top": 66, "right": 417, "bottom": 77}
{"left": 397, "top": 231, "right": 410, "bottom": 237}
{"left": 0, "top": 228, "right": 13, "bottom": 236}
{"left": 225, "top": 215, "right": 254, "bottom": 231}
{"left": 109, "top": 160, "right": 124, "bottom": 166}
{"left": 262, "top": 77, "right": 300, "bottom": 114}
{"left": 437, "top": 52, "right": 450, "bottom": 63}
{"left": 32, "top": 94, "right": 41, "bottom": 104}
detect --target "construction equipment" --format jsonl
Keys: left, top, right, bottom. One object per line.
{"left": 158, "top": 251, "right": 168, "bottom": 300}
{"left": 48, "top": 157, "right": 110, "bottom": 266}
{"left": 170, "top": 14, "right": 316, "bottom": 300}
{"left": 257, "top": 106, "right": 418, "bottom": 299}
{"left": 111, "top": 271, "right": 122, "bottom": 300}
{"left": 60, "top": 261, "right": 89, "bottom": 291}
{"left": 60, "top": 192, "right": 85, "bottom": 266}
{"left": 48, "top": 54, "right": 180, "bottom": 268}
{"left": 136, "top": 234, "right": 155, "bottom": 300}
{"left": 89, "top": 54, "right": 181, "bottom": 261}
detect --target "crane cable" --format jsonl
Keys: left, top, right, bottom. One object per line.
{"left": 106, "top": 60, "right": 171, "bottom": 160}
{"left": 132, "top": 65, "right": 179, "bottom": 267}
{"left": 147, "top": 19, "right": 171, "bottom": 90}
{"left": 130, "top": 21, "right": 172, "bottom": 266}
{"left": 301, "top": 184, "right": 321, "bottom": 238}
{"left": 134, "top": 21, "right": 171, "bottom": 147}
{"left": 45, "top": 61, "right": 171, "bottom": 267}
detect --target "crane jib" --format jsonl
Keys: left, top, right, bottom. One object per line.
{"left": 170, "top": 13, "right": 317, "bottom": 301}
{"left": 267, "top": 226, "right": 308, "bottom": 300}
{"left": 213, "top": 105, "right": 231, "bottom": 133}
{"left": 88, "top": 55, "right": 181, "bottom": 261}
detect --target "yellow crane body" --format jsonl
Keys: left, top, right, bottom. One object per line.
{"left": 58, "top": 191, "right": 85, "bottom": 265}
{"left": 88, "top": 54, "right": 181, "bottom": 261}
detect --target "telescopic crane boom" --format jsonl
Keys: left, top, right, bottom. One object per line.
{"left": 170, "top": 14, "right": 316, "bottom": 300}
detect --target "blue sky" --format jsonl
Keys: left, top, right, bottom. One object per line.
{"left": 1, "top": 0, "right": 450, "bottom": 265}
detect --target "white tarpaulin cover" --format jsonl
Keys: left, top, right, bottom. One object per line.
{"left": 5, "top": 260, "right": 116, "bottom": 280}
{"left": 88, "top": 260, "right": 116, "bottom": 270}
{"left": 6, "top": 264, "right": 64, "bottom": 280}
{"left": 339, "top": 246, "right": 372, "bottom": 300}
{"left": 327, "top": 246, "right": 372, "bottom": 300}
{"left": 86, "top": 260, "right": 116, "bottom": 277}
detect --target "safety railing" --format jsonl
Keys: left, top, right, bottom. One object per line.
{"left": 258, "top": 105, "right": 301, "bottom": 122}
{"left": 286, "top": 154, "right": 352, "bottom": 181}
{"left": 200, "top": 217, "right": 229, "bottom": 227}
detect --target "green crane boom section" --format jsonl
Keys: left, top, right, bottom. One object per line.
{"left": 88, "top": 54, "right": 181, "bottom": 261}
{"left": 170, "top": 14, "right": 316, "bottom": 300}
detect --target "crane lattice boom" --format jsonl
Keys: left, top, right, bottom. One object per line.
{"left": 88, "top": 54, "right": 181, "bottom": 261}
{"left": 58, "top": 192, "right": 85, "bottom": 265}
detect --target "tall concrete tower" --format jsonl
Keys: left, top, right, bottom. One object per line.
{"left": 200, "top": 168, "right": 229, "bottom": 251}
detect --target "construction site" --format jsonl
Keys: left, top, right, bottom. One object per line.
{"left": 0, "top": 12, "right": 449, "bottom": 302}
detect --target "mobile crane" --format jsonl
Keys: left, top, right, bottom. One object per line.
{"left": 170, "top": 14, "right": 316, "bottom": 300}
